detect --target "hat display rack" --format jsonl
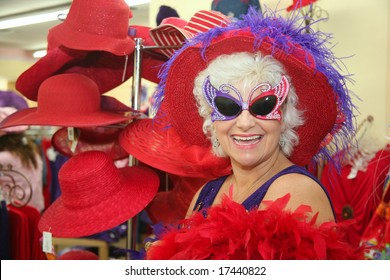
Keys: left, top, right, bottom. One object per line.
{"left": 0, "top": 163, "right": 33, "bottom": 208}
{"left": 124, "top": 37, "right": 181, "bottom": 258}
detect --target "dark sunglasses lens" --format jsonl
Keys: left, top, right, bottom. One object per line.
{"left": 214, "top": 96, "right": 241, "bottom": 117}
{"left": 250, "top": 95, "right": 277, "bottom": 116}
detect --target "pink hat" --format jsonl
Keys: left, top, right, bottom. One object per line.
{"left": 38, "top": 151, "right": 159, "bottom": 237}
{"left": 49, "top": 0, "right": 135, "bottom": 56}
{"left": 0, "top": 73, "right": 134, "bottom": 129}
{"left": 0, "top": 107, "right": 28, "bottom": 136}
{"left": 149, "top": 10, "right": 230, "bottom": 58}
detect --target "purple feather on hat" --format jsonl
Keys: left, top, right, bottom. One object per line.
{"left": 153, "top": 6, "right": 357, "bottom": 168}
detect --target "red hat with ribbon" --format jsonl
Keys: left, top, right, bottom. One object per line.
{"left": 149, "top": 10, "right": 230, "bottom": 58}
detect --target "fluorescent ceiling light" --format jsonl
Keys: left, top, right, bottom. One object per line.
{"left": 125, "top": 0, "right": 150, "bottom": 6}
{"left": 0, "top": 0, "right": 150, "bottom": 30}
{"left": 0, "top": 9, "right": 69, "bottom": 30}
{"left": 32, "top": 50, "right": 47, "bottom": 58}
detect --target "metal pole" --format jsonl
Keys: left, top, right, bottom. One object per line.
{"left": 126, "top": 38, "right": 143, "bottom": 259}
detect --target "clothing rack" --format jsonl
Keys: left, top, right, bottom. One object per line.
{"left": 125, "top": 38, "right": 181, "bottom": 258}
{"left": 0, "top": 163, "right": 32, "bottom": 207}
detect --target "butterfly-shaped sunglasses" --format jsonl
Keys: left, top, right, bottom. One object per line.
{"left": 202, "top": 75, "right": 289, "bottom": 121}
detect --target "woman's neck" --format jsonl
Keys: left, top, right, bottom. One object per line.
{"left": 228, "top": 151, "right": 292, "bottom": 202}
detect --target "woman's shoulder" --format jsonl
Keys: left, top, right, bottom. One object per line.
{"left": 263, "top": 167, "right": 334, "bottom": 224}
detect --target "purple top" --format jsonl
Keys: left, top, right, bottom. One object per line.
{"left": 193, "top": 165, "right": 335, "bottom": 217}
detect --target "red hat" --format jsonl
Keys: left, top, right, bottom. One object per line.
{"left": 0, "top": 73, "right": 134, "bottom": 129}
{"left": 52, "top": 126, "right": 129, "bottom": 161}
{"left": 49, "top": 0, "right": 135, "bottom": 56}
{"left": 146, "top": 175, "right": 207, "bottom": 224}
{"left": 150, "top": 10, "right": 230, "bottom": 58}
{"left": 15, "top": 46, "right": 164, "bottom": 102}
{"left": 38, "top": 151, "right": 159, "bottom": 237}
{"left": 15, "top": 46, "right": 87, "bottom": 101}
{"left": 153, "top": 8, "right": 355, "bottom": 166}
{"left": 286, "top": 0, "right": 317, "bottom": 12}
{"left": 58, "top": 249, "right": 99, "bottom": 260}
{"left": 118, "top": 101, "right": 231, "bottom": 179}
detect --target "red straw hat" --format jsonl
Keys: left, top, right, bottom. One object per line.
{"left": 49, "top": 0, "right": 135, "bottom": 56}
{"left": 58, "top": 249, "right": 99, "bottom": 260}
{"left": 38, "top": 150, "right": 159, "bottom": 237}
{"left": 0, "top": 73, "right": 133, "bottom": 129}
{"left": 149, "top": 10, "right": 230, "bottom": 58}
{"left": 52, "top": 126, "right": 129, "bottom": 161}
{"left": 146, "top": 175, "right": 207, "bottom": 224}
{"left": 16, "top": 41, "right": 164, "bottom": 102}
{"left": 118, "top": 101, "right": 231, "bottom": 179}
{"left": 15, "top": 46, "right": 87, "bottom": 101}
{"left": 153, "top": 8, "right": 355, "bottom": 166}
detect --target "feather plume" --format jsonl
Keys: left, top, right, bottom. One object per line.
{"left": 146, "top": 194, "right": 365, "bottom": 260}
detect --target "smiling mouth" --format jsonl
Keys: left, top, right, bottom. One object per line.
{"left": 232, "top": 135, "right": 263, "bottom": 145}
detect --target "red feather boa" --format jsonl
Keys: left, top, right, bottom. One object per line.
{"left": 146, "top": 194, "right": 364, "bottom": 260}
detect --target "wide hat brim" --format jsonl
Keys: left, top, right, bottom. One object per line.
{"left": 38, "top": 165, "right": 159, "bottom": 238}
{"left": 15, "top": 47, "right": 87, "bottom": 101}
{"left": 16, "top": 47, "right": 165, "bottom": 102}
{"left": 118, "top": 117, "right": 232, "bottom": 179}
{"left": 163, "top": 31, "right": 338, "bottom": 166}
{"left": 0, "top": 106, "right": 132, "bottom": 129}
{"left": 52, "top": 127, "right": 129, "bottom": 161}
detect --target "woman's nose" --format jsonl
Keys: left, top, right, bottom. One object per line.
{"left": 235, "top": 110, "right": 256, "bottom": 130}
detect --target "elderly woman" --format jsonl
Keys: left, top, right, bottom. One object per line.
{"left": 186, "top": 51, "right": 334, "bottom": 225}
{"left": 125, "top": 7, "right": 362, "bottom": 259}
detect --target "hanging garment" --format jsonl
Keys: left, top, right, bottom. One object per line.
{"left": 0, "top": 200, "right": 10, "bottom": 259}
{"left": 321, "top": 147, "right": 390, "bottom": 247}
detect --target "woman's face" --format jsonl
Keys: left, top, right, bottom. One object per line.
{"left": 213, "top": 83, "right": 283, "bottom": 168}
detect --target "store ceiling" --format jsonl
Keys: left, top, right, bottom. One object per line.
{"left": 0, "top": 0, "right": 149, "bottom": 52}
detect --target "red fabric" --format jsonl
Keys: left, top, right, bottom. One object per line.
{"left": 13, "top": 205, "right": 46, "bottom": 260}
{"left": 321, "top": 148, "right": 390, "bottom": 247}
{"left": 40, "top": 138, "right": 53, "bottom": 211}
{"left": 8, "top": 207, "right": 30, "bottom": 259}
{"left": 146, "top": 194, "right": 364, "bottom": 260}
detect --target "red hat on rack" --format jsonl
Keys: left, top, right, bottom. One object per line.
{"left": 146, "top": 175, "right": 207, "bottom": 224}
{"left": 49, "top": 0, "right": 135, "bottom": 56}
{"left": 149, "top": 10, "right": 230, "bottom": 58}
{"left": 119, "top": 101, "right": 232, "bottom": 179}
{"left": 38, "top": 150, "right": 159, "bottom": 238}
{"left": 0, "top": 73, "right": 134, "bottom": 129}
{"left": 51, "top": 126, "right": 129, "bottom": 161}
{"left": 58, "top": 249, "right": 100, "bottom": 260}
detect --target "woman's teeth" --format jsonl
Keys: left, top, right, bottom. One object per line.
{"left": 232, "top": 135, "right": 262, "bottom": 145}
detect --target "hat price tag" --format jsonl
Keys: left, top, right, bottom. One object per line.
{"left": 67, "top": 127, "right": 79, "bottom": 153}
{"left": 42, "top": 231, "right": 53, "bottom": 253}
{"left": 67, "top": 127, "right": 75, "bottom": 141}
